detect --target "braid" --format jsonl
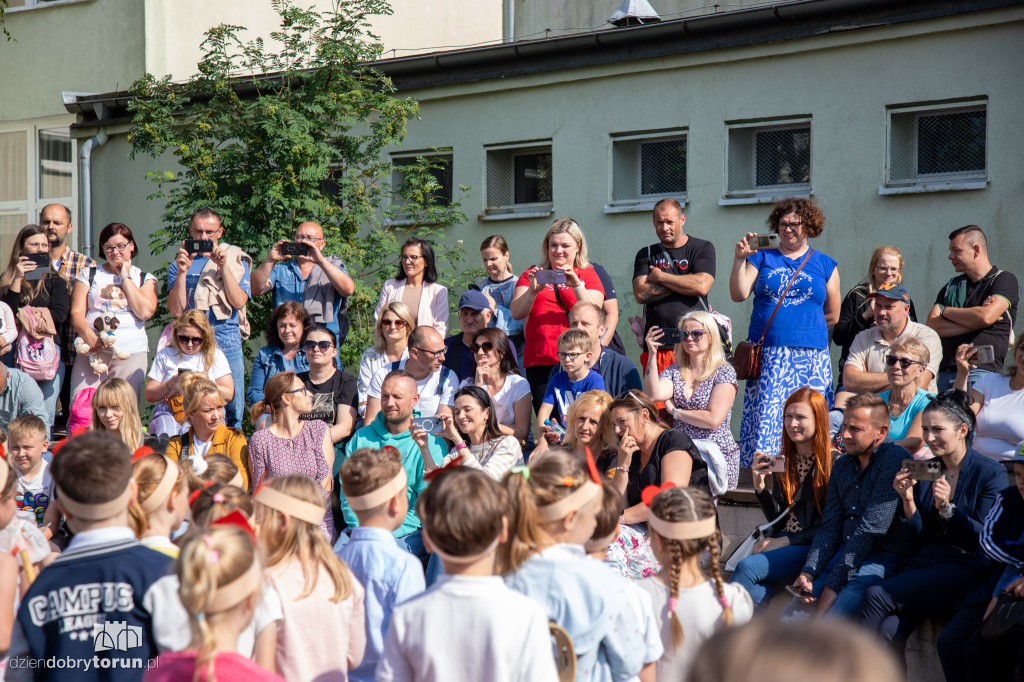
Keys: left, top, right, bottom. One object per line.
{"left": 706, "top": 538, "right": 734, "bottom": 627}
{"left": 666, "top": 538, "right": 685, "bottom": 649}
{"left": 193, "top": 617, "right": 216, "bottom": 682}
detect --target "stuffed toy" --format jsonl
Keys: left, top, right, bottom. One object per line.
{"left": 73, "top": 315, "right": 130, "bottom": 374}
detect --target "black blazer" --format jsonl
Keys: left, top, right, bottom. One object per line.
{"left": 755, "top": 462, "right": 824, "bottom": 545}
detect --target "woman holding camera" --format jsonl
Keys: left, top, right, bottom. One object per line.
{"left": 957, "top": 334, "right": 1024, "bottom": 461}
{"left": 729, "top": 388, "right": 832, "bottom": 607}
{"left": 858, "top": 389, "right": 1006, "bottom": 665}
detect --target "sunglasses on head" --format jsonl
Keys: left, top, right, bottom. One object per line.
{"left": 885, "top": 355, "right": 922, "bottom": 369}
{"left": 177, "top": 335, "right": 203, "bottom": 346}
{"left": 470, "top": 341, "right": 495, "bottom": 354}
{"left": 303, "top": 340, "right": 333, "bottom": 352}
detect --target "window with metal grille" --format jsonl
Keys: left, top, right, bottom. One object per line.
{"left": 887, "top": 104, "right": 986, "bottom": 186}
{"left": 485, "top": 143, "right": 552, "bottom": 212}
{"left": 611, "top": 133, "right": 686, "bottom": 204}
{"left": 727, "top": 122, "right": 811, "bottom": 195}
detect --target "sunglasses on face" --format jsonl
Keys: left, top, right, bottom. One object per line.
{"left": 177, "top": 335, "right": 203, "bottom": 346}
{"left": 303, "top": 340, "right": 333, "bottom": 353}
{"left": 680, "top": 330, "right": 705, "bottom": 341}
{"left": 885, "top": 355, "right": 922, "bottom": 369}
{"left": 381, "top": 319, "right": 408, "bottom": 329}
{"left": 470, "top": 341, "right": 495, "bottom": 354}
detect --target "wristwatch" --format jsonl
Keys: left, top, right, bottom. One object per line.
{"left": 939, "top": 503, "right": 956, "bottom": 520}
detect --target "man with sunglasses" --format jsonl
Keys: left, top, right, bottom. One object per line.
{"left": 843, "top": 282, "right": 942, "bottom": 397}
{"left": 251, "top": 221, "right": 355, "bottom": 347}
{"left": 365, "top": 327, "right": 456, "bottom": 423}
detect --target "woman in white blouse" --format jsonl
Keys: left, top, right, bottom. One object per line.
{"left": 375, "top": 237, "right": 449, "bottom": 336}
{"left": 438, "top": 386, "right": 523, "bottom": 480}
{"left": 356, "top": 301, "right": 414, "bottom": 417}
{"left": 458, "top": 327, "right": 532, "bottom": 444}
{"left": 959, "top": 335, "right": 1024, "bottom": 460}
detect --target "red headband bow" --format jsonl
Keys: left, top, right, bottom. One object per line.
{"left": 188, "top": 480, "right": 217, "bottom": 507}
{"left": 210, "top": 510, "right": 258, "bottom": 545}
{"left": 641, "top": 482, "right": 677, "bottom": 507}
{"left": 423, "top": 454, "right": 464, "bottom": 481}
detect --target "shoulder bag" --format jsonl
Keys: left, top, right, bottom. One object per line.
{"left": 732, "top": 249, "right": 814, "bottom": 381}
{"left": 724, "top": 502, "right": 794, "bottom": 572}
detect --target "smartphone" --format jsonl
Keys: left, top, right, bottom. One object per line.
{"left": 659, "top": 327, "right": 683, "bottom": 345}
{"left": 902, "top": 459, "right": 942, "bottom": 482}
{"left": 184, "top": 239, "right": 214, "bottom": 255}
{"left": 411, "top": 416, "right": 444, "bottom": 434}
{"left": 785, "top": 584, "right": 814, "bottom": 600}
{"left": 280, "top": 241, "right": 310, "bottom": 257}
{"left": 769, "top": 455, "right": 787, "bottom": 474}
{"left": 22, "top": 253, "right": 50, "bottom": 281}
{"left": 750, "top": 234, "right": 780, "bottom": 250}
{"left": 535, "top": 269, "right": 567, "bottom": 286}
{"left": 971, "top": 344, "right": 996, "bottom": 364}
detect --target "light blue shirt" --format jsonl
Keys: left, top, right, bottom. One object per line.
{"left": 337, "top": 526, "right": 425, "bottom": 682}
{"left": 269, "top": 259, "right": 347, "bottom": 338}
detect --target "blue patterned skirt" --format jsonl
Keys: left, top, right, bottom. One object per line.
{"left": 739, "top": 345, "right": 834, "bottom": 466}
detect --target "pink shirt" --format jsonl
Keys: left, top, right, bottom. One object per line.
{"left": 145, "top": 651, "right": 283, "bottom": 682}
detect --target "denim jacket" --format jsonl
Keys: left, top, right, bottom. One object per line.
{"left": 246, "top": 344, "right": 309, "bottom": 405}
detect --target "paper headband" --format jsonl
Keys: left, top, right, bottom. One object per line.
{"left": 229, "top": 471, "right": 244, "bottom": 489}
{"left": 0, "top": 457, "right": 8, "bottom": 495}
{"left": 422, "top": 528, "right": 501, "bottom": 565}
{"left": 345, "top": 468, "right": 408, "bottom": 511}
{"left": 139, "top": 457, "right": 180, "bottom": 515}
{"left": 647, "top": 514, "right": 717, "bottom": 541}
{"left": 205, "top": 560, "right": 262, "bottom": 614}
{"left": 253, "top": 485, "right": 324, "bottom": 526}
{"left": 57, "top": 484, "right": 134, "bottom": 521}
{"left": 536, "top": 480, "right": 602, "bottom": 523}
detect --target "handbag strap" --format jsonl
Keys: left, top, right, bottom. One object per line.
{"left": 756, "top": 249, "right": 815, "bottom": 345}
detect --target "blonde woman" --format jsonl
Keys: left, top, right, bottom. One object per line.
{"left": 166, "top": 373, "right": 250, "bottom": 489}
{"left": 510, "top": 217, "right": 606, "bottom": 408}
{"left": 645, "top": 310, "right": 741, "bottom": 490}
{"left": 833, "top": 245, "right": 917, "bottom": 380}
{"left": 563, "top": 389, "right": 616, "bottom": 472}
{"left": 144, "top": 309, "right": 233, "bottom": 438}
{"left": 356, "top": 301, "right": 414, "bottom": 417}
{"left": 90, "top": 377, "right": 145, "bottom": 449}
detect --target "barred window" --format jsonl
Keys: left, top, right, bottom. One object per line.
{"left": 727, "top": 122, "right": 811, "bottom": 195}
{"left": 485, "top": 142, "right": 552, "bottom": 212}
{"left": 611, "top": 133, "right": 686, "bottom": 204}
{"left": 887, "top": 104, "right": 986, "bottom": 186}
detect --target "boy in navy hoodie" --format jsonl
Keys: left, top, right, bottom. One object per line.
{"left": 7, "top": 431, "right": 189, "bottom": 681}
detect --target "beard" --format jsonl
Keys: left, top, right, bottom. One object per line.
{"left": 48, "top": 231, "right": 64, "bottom": 247}
{"left": 384, "top": 410, "right": 410, "bottom": 427}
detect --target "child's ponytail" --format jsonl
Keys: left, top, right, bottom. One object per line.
{"left": 129, "top": 454, "right": 187, "bottom": 539}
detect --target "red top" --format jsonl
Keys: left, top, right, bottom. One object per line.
{"left": 145, "top": 651, "right": 284, "bottom": 682}
{"left": 516, "top": 266, "right": 605, "bottom": 367}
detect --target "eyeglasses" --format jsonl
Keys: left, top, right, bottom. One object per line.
{"left": 470, "top": 341, "right": 495, "bottom": 355}
{"left": 102, "top": 242, "right": 131, "bottom": 254}
{"left": 191, "top": 230, "right": 220, "bottom": 238}
{"left": 679, "top": 329, "right": 705, "bottom": 341}
{"left": 414, "top": 347, "right": 446, "bottom": 359}
{"left": 885, "top": 355, "right": 923, "bottom": 369}
{"left": 286, "top": 386, "right": 310, "bottom": 396}
{"left": 177, "top": 335, "right": 203, "bottom": 346}
{"left": 778, "top": 221, "right": 803, "bottom": 232}
{"left": 303, "top": 340, "right": 333, "bottom": 353}
{"left": 875, "top": 266, "right": 901, "bottom": 274}
{"left": 556, "top": 351, "right": 582, "bottom": 362}
{"left": 381, "top": 319, "right": 408, "bottom": 329}
{"left": 401, "top": 255, "right": 421, "bottom": 263}
{"left": 295, "top": 234, "right": 324, "bottom": 243}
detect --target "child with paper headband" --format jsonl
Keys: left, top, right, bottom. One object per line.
{"left": 254, "top": 474, "right": 365, "bottom": 680}
{"left": 148, "top": 525, "right": 283, "bottom": 681}
{"left": 499, "top": 449, "right": 648, "bottom": 682}
{"left": 636, "top": 486, "right": 753, "bottom": 680}
{"left": 128, "top": 453, "right": 190, "bottom": 558}
{"left": 378, "top": 466, "right": 557, "bottom": 681}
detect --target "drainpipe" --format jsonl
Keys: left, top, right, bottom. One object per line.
{"left": 504, "top": 0, "right": 515, "bottom": 42}
{"left": 78, "top": 129, "right": 109, "bottom": 258}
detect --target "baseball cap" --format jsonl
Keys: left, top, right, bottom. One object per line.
{"left": 869, "top": 281, "right": 911, "bottom": 303}
{"left": 458, "top": 290, "right": 490, "bottom": 312}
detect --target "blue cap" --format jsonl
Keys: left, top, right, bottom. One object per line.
{"left": 458, "top": 290, "right": 490, "bottom": 311}
{"left": 869, "top": 281, "right": 911, "bottom": 303}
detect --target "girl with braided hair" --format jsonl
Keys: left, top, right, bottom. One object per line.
{"left": 637, "top": 486, "right": 753, "bottom": 680}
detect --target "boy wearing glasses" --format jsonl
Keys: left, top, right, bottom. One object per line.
{"left": 535, "top": 328, "right": 605, "bottom": 451}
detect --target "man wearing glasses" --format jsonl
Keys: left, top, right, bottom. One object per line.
{"left": 168, "top": 208, "right": 252, "bottom": 428}
{"left": 251, "top": 221, "right": 356, "bottom": 347}
{"left": 364, "top": 327, "right": 456, "bottom": 423}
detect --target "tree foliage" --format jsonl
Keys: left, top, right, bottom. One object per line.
{"left": 127, "top": 0, "right": 475, "bottom": 374}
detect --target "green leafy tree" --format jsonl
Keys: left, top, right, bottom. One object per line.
{"left": 128, "top": 0, "right": 475, "bottom": 381}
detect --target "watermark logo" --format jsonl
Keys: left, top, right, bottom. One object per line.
{"left": 92, "top": 621, "right": 143, "bottom": 652}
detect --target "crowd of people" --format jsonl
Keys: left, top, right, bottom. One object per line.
{"left": 0, "top": 198, "right": 1021, "bottom": 682}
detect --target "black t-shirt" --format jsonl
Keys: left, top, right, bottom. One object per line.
{"left": 625, "top": 428, "right": 709, "bottom": 507}
{"left": 934, "top": 267, "right": 1019, "bottom": 372}
{"left": 633, "top": 237, "right": 716, "bottom": 334}
{"left": 298, "top": 369, "right": 358, "bottom": 425}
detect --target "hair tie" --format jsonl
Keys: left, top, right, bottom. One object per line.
{"left": 718, "top": 595, "right": 730, "bottom": 610}
{"left": 212, "top": 493, "right": 225, "bottom": 503}
{"left": 668, "top": 597, "right": 678, "bottom": 613}
{"left": 201, "top": 534, "right": 220, "bottom": 563}
{"left": 560, "top": 476, "right": 575, "bottom": 487}
{"left": 509, "top": 465, "right": 530, "bottom": 480}
{"left": 195, "top": 613, "right": 205, "bottom": 621}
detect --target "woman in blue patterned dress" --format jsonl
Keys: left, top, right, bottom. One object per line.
{"left": 729, "top": 198, "right": 840, "bottom": 466}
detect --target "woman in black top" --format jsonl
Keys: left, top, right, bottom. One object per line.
{"left": 0, "top": 224, "right": 70, "bottom": 355}
{"left": 608, "top": 389, "right": 708, "bottom": 524}
{"left": 729, "top": 387, "right": 833, "bottom": 607}
{"left": 297, "top": 325, "right": 357, "bottom": 445}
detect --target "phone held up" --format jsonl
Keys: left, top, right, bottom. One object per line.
{"left": 658, "top": 327, "right": 684, "bottom": 345}
{"left": 280, "top": 242, "right": 310, "bottom": 257}
{"left": 971, "top": 344, "right": 996, "bottom": 364}
{"left": 902, "top": 459, "right": 942, "bottom": 482}
{"left": 411, "top": 416, "right": 444, "bottom": 434}
{"left": 750, "top": 234, "right": 780, "bottom": 250}
{"left": 535, "top": 269, "right": 567, "bottom": 286}
{"left": 184, "top": 239, "right": 214, "bottom": 255}
{"left": 22, "top": 253, "right": 50, "bottom": 281}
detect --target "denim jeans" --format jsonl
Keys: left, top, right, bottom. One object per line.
{"left": 811, "top": 549, "right": 904, "bottom": 617}
{"left": 730, "top": 540, "right": 812, "bottom": 608}
{"left": 937, "top": 368, "right": 993, "bottom": 392}
{"left": 222, "top": 347, "right": 245, "bottom": 428}
{"left": 39, "top": 362, "right": 65, "bottom": 439}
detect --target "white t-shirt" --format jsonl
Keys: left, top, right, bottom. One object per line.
{"left": 357, "top": 346, "right": 409, "bottom": 416}
{"left": 237, "top": 584, "right": 283, "bottom": 658}
{"left": 15, "top": 459, "right": 55, "bottom": 526}
{"left": 147, "top": 347, "right": 231, "bottom": 421}
{"left": 75, "top": 265, "right": 157, "bottom": 355}
{"left": 459, "top": 373, "right": 531, "bottom": 432}
{"left": 973, "top": 373, "right": 1024, "bottom": 461}
{"left": 367, "top": 359, "right": 457, "bottom": 418}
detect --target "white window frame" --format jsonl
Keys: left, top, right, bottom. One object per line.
{"left": 721, "top": 118, "right": 812, "bottom": 206}
{"left": 605, "top": 130, "right": 688, "bottom": 214}
{"left": 387, "top": 149, "right": 454, "bottom": 226}
{"left": 6, "top": 0, "right": 93, "bottom": 12}
{"left": 482, "top": 140, "right": 553, "bottom": 221}
{"left": 879, "top": 100, "right": 988, "bottom": 195}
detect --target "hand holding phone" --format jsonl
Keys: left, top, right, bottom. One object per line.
{"left": 749, "top": 234, "right": 779, "bottom": 250}
{"left": 184, "top": 239, "right": 214, "bottom": 255}
{"left": 22, "top": 253, "right": 49, "bottom": 281}
{"left": 659, "top": 327, "right": 683, "bottom": 345}
{"left": 411, "top": 416, "right": 443, "bottom": 434}
{"left": 901, "top": 459, "right": 942, "bottom": 482}
{"left": 769, "top": 454, "right": 786, "bottom": 474}
{"left": 970, "top": 344, "right": 996, "bottom": 364}
{"left": 535, "top": 269, "right": 567, "bottom": 286}
{"left": 280, "top": 242, "right": 310, "bottom": 257}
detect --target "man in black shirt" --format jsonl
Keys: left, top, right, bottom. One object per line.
{"left": 927, "top": 225, "right": 1018, "bottom": 390}
{"left": 632, "top": 198, "right": 716, "bottom": 376}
